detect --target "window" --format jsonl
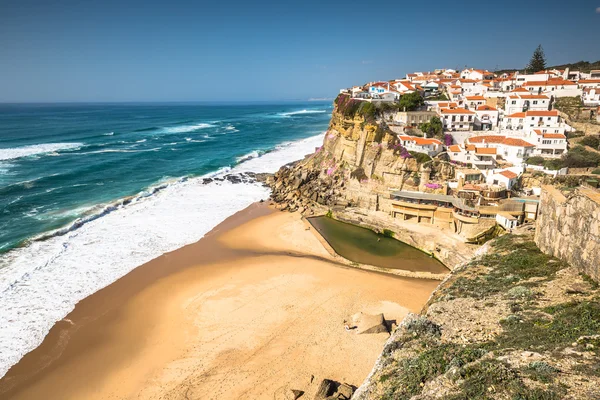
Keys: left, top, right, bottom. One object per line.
{"left": 460, "top": 116, "right": 464, "bottom": 122}
{"left": 511, "top": 101, "right": 516, "bottom": 105}
{"left": 533, "top": 101, "right": 538, "bottom": 105}
{"left": 542, "top": 140, "right": 551, "bottom": 144}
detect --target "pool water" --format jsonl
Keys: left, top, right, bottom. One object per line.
{"left": 308, "top": 216, "right": 449, "bottom": 274}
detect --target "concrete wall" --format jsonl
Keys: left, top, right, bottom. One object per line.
{"left": 535, "top": 185, "right": 600, "bottom": 281}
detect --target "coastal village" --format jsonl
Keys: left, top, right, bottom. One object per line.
{"left": 333, "top": 61, "right": 600, "bottom": 236}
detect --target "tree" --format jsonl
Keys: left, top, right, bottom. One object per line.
{"left": 419, "top": 116, "right": 443, "bottom": 138}
{"left": 398, "top": 92, "right": 425, "bottom": 111}
{"left": 527, "top": 45, "right": 547, "bottom": 73}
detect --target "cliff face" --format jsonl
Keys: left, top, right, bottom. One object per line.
{"left": 535, "top": 185, "right": 600, "bottom": 281}
{"left": 269, "top": 107, "right": 455, "bottom": 213}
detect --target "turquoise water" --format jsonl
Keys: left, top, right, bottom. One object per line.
{"left": 0, "top": 102, "right": 332, "bottom": 378}
{"left": 0, "top": 102, "right": 331, "bottom": 252}
{"left": 308, "top": 216, "right": 448, "bottom": 274}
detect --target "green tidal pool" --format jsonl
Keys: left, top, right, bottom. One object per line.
{"left": 308, "top": 216, "right": 449, "bottom": 274}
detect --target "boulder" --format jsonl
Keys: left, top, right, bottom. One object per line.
{"left": 313, "top": 379, "right": 336, "bottom": 399}
{"left": 291, "top": 389, "right": 304, "bottom": 399}
{"left": 352, "top": 312, "right": 389, "bottom": 335}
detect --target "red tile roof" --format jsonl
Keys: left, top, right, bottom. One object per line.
{"left": 448, "top": 145, "right": 461, "bottom": 152}
{"left": 477, "top": 105, "right": 497, "bottom": 111}
{"left": 543, "top": 133, "right": 566, "bottom": 139}
{"left": 502, "top": 138, "right": 535, "bottom": 147}
{"left": 522, "top": 79, "right": 577, "bottom": 87}
{"left": 506, "top": 112, "right": 526, "bottom": 118}
{"left": 467, "top": 135, "right": 535, "bottom": 147}
{"left": 499, "top": 170, "right": 518, "bottom": 179}
{"left": 525, "top": 110, "right": 559, "bottom": 117}
{"left": 466, "top": 96, "right": 486, "bottom": 100}
{"left": 440, "top": 107, "right": 475, "bottom": 114}
{"left": 476, "top": 147, "right": 497, "bottom": 155}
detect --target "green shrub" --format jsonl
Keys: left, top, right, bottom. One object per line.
{"left": 580, "top": 135, "right": 600, "bottom": 149}
{"left": 526, "top": 156, "right": 545, "bottom": 166}
{"left": 562, "top": 146, "right": 600, "bottom": 168}
{"left": 593, "top": 168, "right": 600, "bottom": 175}
{"left": 408, "top": 151, "right": 432, "bottom": 164}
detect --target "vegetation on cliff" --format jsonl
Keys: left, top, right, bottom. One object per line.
{"left": 354, "top": 232, "right": 600, "bottom": 400}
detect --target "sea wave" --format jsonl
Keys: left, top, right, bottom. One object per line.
{"left": 278, "top": 109, "right": 327, "bottom": 117}
{"left": 0, "top": 132, "right": 325, "bottom": 379}
{"left": 0, "top": 143, "right": 84, "bottom": 161}
{"left": 161, "top": 123, "right": 216, "bottom": 134}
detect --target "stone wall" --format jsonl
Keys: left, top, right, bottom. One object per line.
{"left": 535, "top": 185, "right": 600, "bottom": 281}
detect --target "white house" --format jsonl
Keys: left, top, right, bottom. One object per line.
{"left": 522, "top": 78, "right": 580, "bottom": 97}
{"left": 583, "top": 88, "right": 600, "bottom": 106}
{"left": 488, "top": 169, "right": 519, "bottom": 190}
{"left": 393, "top": 80, "right": 417, "bottom": 94}
{"left": 447, "top": 144, "right": 498, "bottom": 169}
{"left": 526, "top": 130, "right": 567, "bottom": 158}
{"left": 461, "top": 68, "right": 494, "bottom": 81}
{"left": 475, "top": 105, "right": 499, "bottom": 130}
{"left": 368, "top": 82, "right": 391, "bottom": 96}
{"left": 579, "top": 79, "right": 600, "bottom": 89}
{"left": 523, "top": 110, "right": 562, "bottom": 130}
{"left": 504, "top": 94, "right": 550, "bottom": 115}
{"left": 465, "top": 95, "right": 486, "bottom": 109}
{"left": 467, "top": 135, "right": 536, "bottom": 165}
{"left": 440, "top": 107, "right": 475, "bottom": 131}
{"left": 397, "top": 135, "right": 443, "bottom": 157}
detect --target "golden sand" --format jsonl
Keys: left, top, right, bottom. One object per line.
{"left": 0, "top": 204, "right": 439, "bottom": 399}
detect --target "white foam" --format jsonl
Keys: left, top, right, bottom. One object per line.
{"left": 278, "top": 109, "right": 327, "bottom": 117}
{"left": 0, "top": 132, "right": 325, "bottom": 379}
{"left": 161, "top": 123, "right": 215, "bottom": 134}
{"left": 0, "top": 143, "right": 83, "bottom": 161}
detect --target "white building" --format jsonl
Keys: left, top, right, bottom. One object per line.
{"left": 488, "top": 169, "right": 519, "bottom": 190}
{"left": 467, "top": 135, "right": 536, "bottom": 165}
{"left": 579, "top": 79, "right": 600, "bottom": 89}
{"left": 447, "top": 144, "right": 498, "bottom": 169}
{"left": 440, "top": 107, "right": 475, "bottom": 131}
{"left": 526, "top": 130, "right": 567, "bottom": 158}
{"left": 504, "top": 94, "right": 550, "bottom": 115}
{"left": 461, "top": 68, "right": 494, "bottom": 81}
{"left": 475, "top": 105, "right": 499, "bottom": 130}
{"left": 464, "top": 95, "right": 486, "bottom": 110}
{"left": 398, "top": 135, "right": 443, "bottom": 157}
{"left": 522, "top": 78, "right": 580, "bottom": 97}
{"left": 583, "top": 88, "right": 600, "bottom": 106}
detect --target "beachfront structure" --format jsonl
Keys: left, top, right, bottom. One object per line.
{"left": 397, "top": 135, "right": 443, "bottom": 157}
{"left": 447, "top": 144, "right": 498, "bottom": 170}
{"left": 440, "top": 107, "right": 475, "bottom": 131}
{"left": 474, "top": 105, "right": 499, "bottom": 130}
{"left": 368, "top": 82, "right": 391, "bottom": 96}
{"left": 504, "top": 94, "right": 551, "bottom": 115}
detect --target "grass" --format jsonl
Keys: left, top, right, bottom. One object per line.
{"left": 438, "top": 236, "right": 566, "bottom": 301}
{"left": 496, "top": 300, "right": 600, "bottom": 351}
{"left": 443, "top": 360, "right": 566, "bottom": 400}
{"left": 379, "top": 343, "right": 488, "bottom": 400}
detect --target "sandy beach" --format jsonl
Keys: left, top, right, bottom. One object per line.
{"left": 0, "top": 203, "right": 440, "bottom": 400}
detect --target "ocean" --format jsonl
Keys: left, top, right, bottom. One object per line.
{"left": 0, "top": 102, "right": 331, "bottom": 378}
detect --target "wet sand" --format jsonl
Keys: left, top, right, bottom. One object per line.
{"left": 0, "top": 203, "right": 440, "bottom": 400}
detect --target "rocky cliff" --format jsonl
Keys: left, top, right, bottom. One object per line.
{"left": 268, "top": 104, "right": 455, "bottom": 214}
{"left": 535, "top": 185, "right": 600, "bottom": 281}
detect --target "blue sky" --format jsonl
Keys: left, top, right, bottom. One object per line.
{"left": 1, "top": 0, "right": 599, "bottom": 102}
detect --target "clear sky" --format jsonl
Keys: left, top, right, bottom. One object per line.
{"left": 1, "top": 0, "right": 599, "bottom": 102}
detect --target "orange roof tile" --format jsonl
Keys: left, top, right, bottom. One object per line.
{"left": 440, "top": 107, "right": 475, "bottom": 114}
{"left": 511, "top": 87, "right": 530, "bottom": 92}
{"left": 465, "top": 144, "right": 476, "bottom": 151}
{"left": 525, "top": 110, "right": 559, "bottom": 117}
{"left": 477, "top": 105, "right": 497, "bottom": 111}
{"left": 476, "top": 147, "right": 497, "bottom": 155}
{"left": 448, "top": 145, "right": 461, "bottom": 152}
{"left": 466, "top": 96, "right": 485, "bottom": 100}
{"left": 506, "top": 112, "right": 526, "bottom": 118}
{"left": 468, "top": 136, "right": 506, "bottom": 144}
{"left": 543, "top": 133, "right": 566, "bottom": 139}
{"left": 502, "top": 138, "right": 535, "bottom": 147}
{"left": 578, "top": 79, "right": 600, "bottom": 84}
{"left": 499, "top": 170, "right": 518, "bottom": 179}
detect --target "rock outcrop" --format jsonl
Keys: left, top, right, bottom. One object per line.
{"left": 268, "top": 106, "right": 455, "bottom": 215}
{"left": 535, "top": 185, "right": 600, "bottom": 281}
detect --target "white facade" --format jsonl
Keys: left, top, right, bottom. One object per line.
{"left": 440, "top": 108, "right": 475, "bottom": 131}
{"left": 475, "top": 105, "right": 499, "bottom": 130}
{"left": 504, "top": 94, "right": 550, "bottom": 115}
{"left": 526, "top": 130, "right": 567, "bottom": 158}
{"left": 583, "top": 88, "right": 600, "bottom": 106}
{"left": 467, "top": 136, "right": 536, "bottom": 166}
{"left": 398, "top": 135, "right": 443, "bottom": 157}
